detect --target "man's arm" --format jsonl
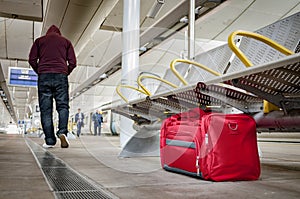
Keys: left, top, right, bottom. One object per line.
{"left": 75, "top": 113, "right": 78, "bottom": 122}
{"left": 67, "top": 41, "right": 77, "bottom": 75}
{"left": 28, "top": 41, "right": 39, "bottom": 74}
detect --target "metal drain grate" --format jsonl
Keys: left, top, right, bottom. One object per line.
{"left": 26, "top": 139, "right": 118, "bottom": 199}
{"left": 43, "top": 167, "right": 98, "bottom": 191}
{"left": 56, "top": 191, "right": 116, "bottom": 199}
{"left": 38, "top": 156, "right": 66, "bottom": 167}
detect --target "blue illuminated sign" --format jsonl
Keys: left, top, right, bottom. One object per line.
{"left": 8, "top": 67, "right": 37, "bottom": 87}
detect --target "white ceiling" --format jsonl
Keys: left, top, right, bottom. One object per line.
{"left": 0, "top": 0, "right": 42, "bottom": 22}
{"left": 0, "top": 0, "right": 299, "bottom": 125}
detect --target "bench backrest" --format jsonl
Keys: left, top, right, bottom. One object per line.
{"left": 185, "top": 44, "right": 233, "bottom": 84}
{"left": 154, "top": 65, "right": 188, "bottom": 94}
{"left": 227, "top": 12, "right": 300, "bottom": 73}
{"left": 138, "top": 12, "right": 300, "bottom": 98}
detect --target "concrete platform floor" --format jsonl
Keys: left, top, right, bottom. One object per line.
{"left": 0, "top": 133, "right": 299, "bottom": 199}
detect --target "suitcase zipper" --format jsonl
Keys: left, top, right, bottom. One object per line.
{"left": 196, "top": 155, "right": 200, "bottom": 176}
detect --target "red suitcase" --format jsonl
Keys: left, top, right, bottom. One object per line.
{"left": 199, "top": 113, "right": 260, "bottom": 181}
{"left": 160, "top": 108, "right": 260, "bottom": 181}
{"left": 160, "top": 108, "right": 205, "bottom": 177}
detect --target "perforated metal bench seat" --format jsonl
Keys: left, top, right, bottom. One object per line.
{"left": 108, "top": 12, "right": 300, "bottom": 124}
{"left": 207, "top": 53, "right": 300, "bottom": 114}
{"left": 110, "top": 53, "right": 299, "bottom": 124}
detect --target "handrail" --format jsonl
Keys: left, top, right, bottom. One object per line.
{"left": 170, "top": 59, "right": 221, "bottom": 85}
{"left": 137, "top": 74, "right": 178, "bottom": 96}
{"left": 116, "top": 84, "right": 149, "bottom": 103}
{"left": 228, "top": 30, "right": 294, "bottom": 67}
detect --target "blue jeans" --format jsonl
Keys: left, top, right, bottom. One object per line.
{"left": 77, "top": 122, "right": 83, "bottom": 137}
{"left": 94, "top": 124, "right": 101, "bottom": 136}
{"left": 38, "top": 73, "right": 69, "bottom": 145}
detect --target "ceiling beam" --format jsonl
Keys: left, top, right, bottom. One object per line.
{"left": 0, "top": 0, "right": 43, "bottom": 22}
{"left": 69, "top": 0, "right": 216, "bottom": 99}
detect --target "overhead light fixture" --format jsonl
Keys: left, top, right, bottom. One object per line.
{"left": 99, "top": 73, "right": 108, "bottom": 79}
{"left": 180, "top": 16, "right": 188, "bottom": 23}
{"left": 139, "top": 46, "right": 147, "bottom": 52}
{"left": 147, "top": 0, "right": 165, "bottom": 19}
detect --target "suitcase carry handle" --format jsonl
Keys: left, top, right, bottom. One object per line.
{"left": 228, "top": 122, "right": 238, "bottom": 131}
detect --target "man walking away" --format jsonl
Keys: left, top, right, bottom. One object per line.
{"left": 28, "top": 25, "right": 77, "bottom": 148}
{"left": 75, "top": 108, "right": 84, "bottom": 137}
{"left": 92, "top": 110, "right": 103, "bottom": 136}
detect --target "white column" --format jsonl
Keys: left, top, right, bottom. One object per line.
{"left": 120, "top": 0, "right": 140, "bottom": 147}
{"left": 188, "top": 0, "right": 195, "bottom": 60}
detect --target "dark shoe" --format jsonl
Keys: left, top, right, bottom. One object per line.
{"left": 59, "top": 134, "right": 69, "bottom": 148}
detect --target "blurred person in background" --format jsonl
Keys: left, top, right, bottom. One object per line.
{"left": 92, "top": 110, "right": 103, "bottom": 136}
{"left": 75, "top": 108, "right": 84, "bottom": 137}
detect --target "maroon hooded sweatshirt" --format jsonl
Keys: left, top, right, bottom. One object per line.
{"left": 28, "top": 25, "right": 77, "bottom": 75}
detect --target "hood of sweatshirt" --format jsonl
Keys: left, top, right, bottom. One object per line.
{"left": 46, "top": 25, "right": 61, "bottom": 35}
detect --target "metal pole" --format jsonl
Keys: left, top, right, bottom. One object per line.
{"left": 188, "top": 0, "right": 195, "bottom": 60}
{"left": 120, "top": 0, "right": 140, "bottom": 148}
